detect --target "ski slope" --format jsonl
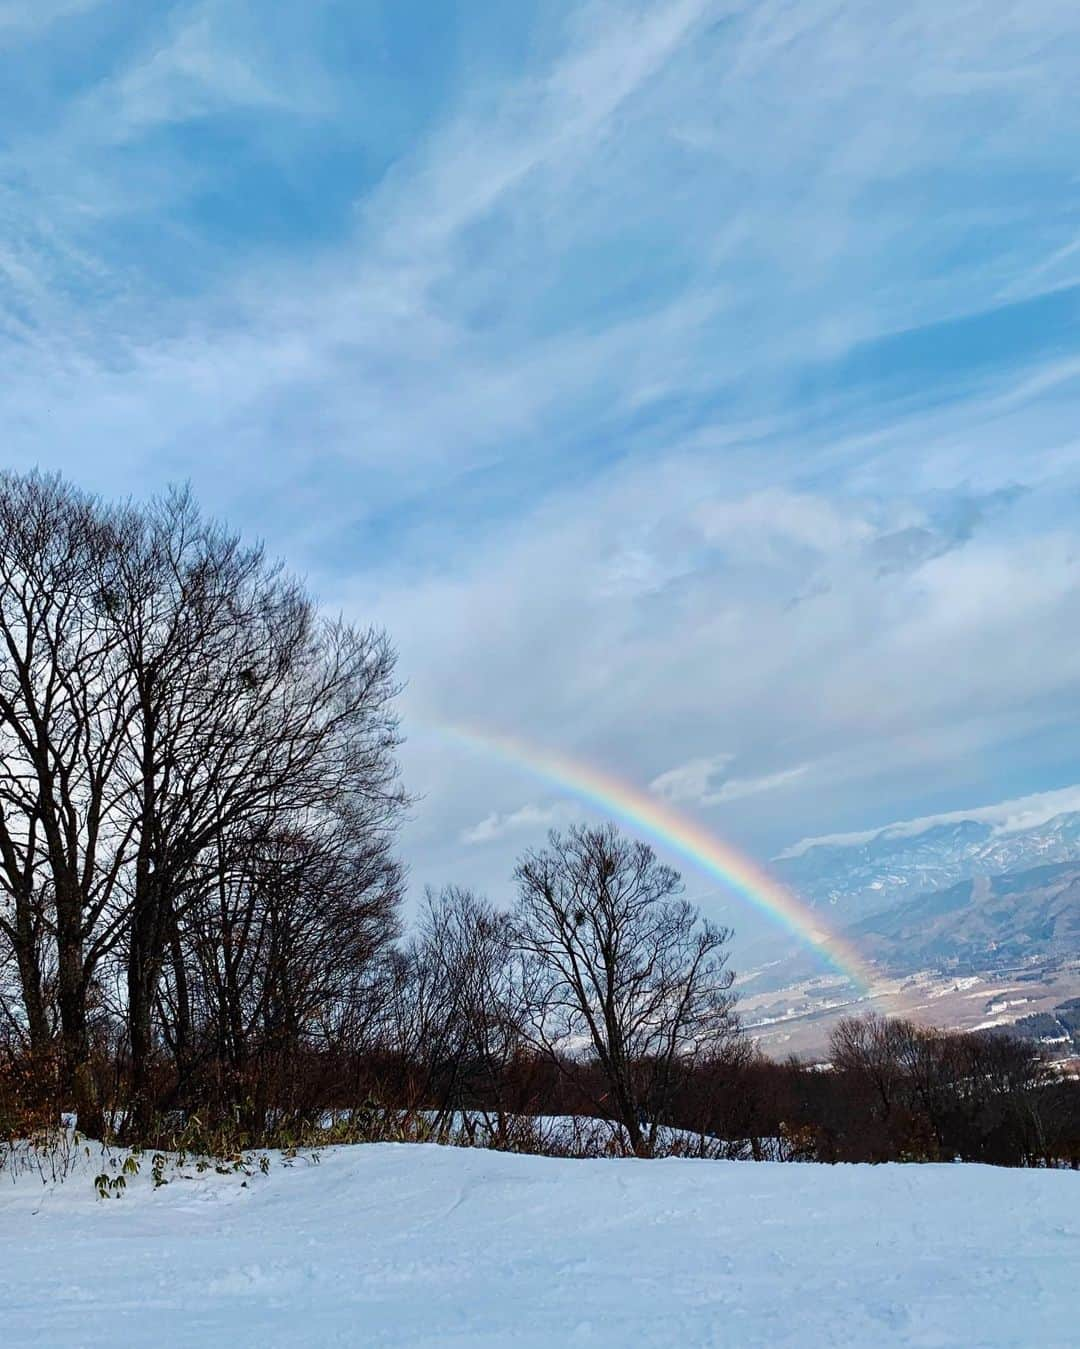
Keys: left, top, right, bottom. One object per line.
{"left": 1, "top": 1142, "right": 1076, "bottom": 1347}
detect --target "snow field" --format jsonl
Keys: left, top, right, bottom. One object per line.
{"left": 0, "top": 1142, "right": 1077, "bottom": 1347}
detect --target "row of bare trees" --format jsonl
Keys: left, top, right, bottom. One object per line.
{"left": 0, "top": 472, "right": 405, "bottom": 1136}
{"left": 354, "top": 968, "right": 1080, "bottom": 1166}
{"left": 826, "top": 1012, "right": 1067, "bottom": 1165}
{"left": 386, "top": 827, "right": 739, "bottom": 1155}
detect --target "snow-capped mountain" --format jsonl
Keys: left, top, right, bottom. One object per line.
{"left": 774, "top": 811, "right": 1080, "bottom": 921}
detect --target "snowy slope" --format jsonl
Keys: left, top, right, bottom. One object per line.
{"left": 1, "top": 1143, "right": 1077, "bottom": 1347}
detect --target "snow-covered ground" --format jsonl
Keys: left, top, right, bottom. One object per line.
{"left": 1, "top": 1142, "right": 1076, "bottom": 1347}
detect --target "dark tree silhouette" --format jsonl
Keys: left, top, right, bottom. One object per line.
{"left": 512, "top": 823, "right": 737, "bottom": 1156}
{"left": 0, "top": 471, "right": 406, "bottom": 1136}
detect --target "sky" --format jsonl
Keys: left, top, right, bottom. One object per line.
{"left": 4, "top": 0, "right": 1080, "bottom": 952}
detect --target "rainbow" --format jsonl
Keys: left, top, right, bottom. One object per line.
{"left": 443, "top": 725, "right": 876, "bottom": 993}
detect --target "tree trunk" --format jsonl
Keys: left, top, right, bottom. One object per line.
{"left": 12, "top": 921, "right": 50, "bottom": 1052}
{"left": 167, "top": 908, "right": 192, "bottom": 1097}
{"left": 127, "top": 712, "right": 166, "bottom": 1139}
{"left": 53, "top": 874, "right": 103, "bottom": 1136}
{"left": 0, "top": 816, "right": 51, "bottom": 1053}
{"left": 127, "top": 886, "right": 168, "bottom": 1139}
{"left": 57, "top": 954, "right": 99, "bottom": 1136}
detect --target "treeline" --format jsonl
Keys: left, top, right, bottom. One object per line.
{"left": 1, "top": 472, "right": 1077, "bottom": 1169}
{"left": 748, "top": 1016, "right": 1080, "bottom": 1167}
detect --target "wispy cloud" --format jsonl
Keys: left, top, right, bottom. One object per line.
{"left": 650, "top": 755, "right": 808, "bottom": 807}
{"left": 462, "top": 803, "right": 565, "bottom": 846}
{"left": 90, "top": 5, "right": 287, "bottom": 141}
{"left": 704, "top": 766, "right": 811, "bottom": 805}
{"left": 779, "top": 784, "right": 1080, "bottom": 859}
{"left": 0, "top": 0, "right": 101, "bottom": 40}
{"left": 649, "top": 755, "right": 735, "bottom": 804}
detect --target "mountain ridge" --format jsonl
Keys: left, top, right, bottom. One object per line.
{"left": 774, "top": 809, "right": 1080, "bottom": 922}
{"left": 848, "top": 859, "right": 1080, "bottom": 974}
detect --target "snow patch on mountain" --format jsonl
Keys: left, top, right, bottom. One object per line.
{"left": 778, "top": 784, "right": 1080, "bottom": 859}
{"left": 772, "top": 792, "right": 1080, "bottom": 922}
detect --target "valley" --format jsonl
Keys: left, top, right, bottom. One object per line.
{"left": 741, "top": 957, "right": 1080, "bottom": 1059}
{"left": 741, "top": 808, "right": 1080, "bottom": 1058}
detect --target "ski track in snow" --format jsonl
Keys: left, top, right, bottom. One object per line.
{"left": 1, "top": 1143, "right": 1077, "bottom": 1347}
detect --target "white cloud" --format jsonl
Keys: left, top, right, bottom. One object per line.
{"left": 364, "top": 441, "right": 1080, "bottom": 914}
{"left": 461, "top": 803, "right": 565, "bottom": 847}
{"left": 0, "top": 0, "right": 100, "bottom": 39}
{"left": 779, "top": 784, "right": 1080, "bottom": 859}
{"left": 649, "top": 755, "right": 734, "bottom": 803}
{"left": 694, "top": 491, "right": 874, "bottom": 561}
{"left": 95, "top": 7, "right": 286, "bottom": 141}
{"left": 702, "top": 765, "right": 810, "bottom": 805}
{"left": 650, "top": 754, "right": 808, "bottom": 807}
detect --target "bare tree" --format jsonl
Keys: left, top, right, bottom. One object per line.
{"left": 830, "top": 1013, "right": 910, "bottom": 1123}
{"left": 173, "top": 811, "right": 400, "bottom": 1106}
{"left": 102, "top": 487, "right": 406, "bottom": 1130}
{"left": 512, "top": 823, "right": 737, "bottom": 1156}
{"left": 417, "top": 887, "right": 524, "bottom": 1133}
{"left": 0, "top": 473, "right": 136, "bottom": 1131}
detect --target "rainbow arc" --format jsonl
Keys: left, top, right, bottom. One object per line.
{"left": 444, "top": 725, "right": 875, "bottom": 993}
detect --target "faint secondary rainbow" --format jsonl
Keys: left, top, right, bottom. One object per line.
{"left": 443, "top": 725, "right": 875, "bottom": 993}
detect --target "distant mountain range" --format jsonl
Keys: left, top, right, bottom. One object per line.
{"left": 849, "top": 861, "right": 1080, "bottom": 974}
{"left": 774, "top": 811, "right": 1080, "bottom": 923}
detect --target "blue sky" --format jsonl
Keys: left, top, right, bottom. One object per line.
{"left": 5, "top": 0, "right": 1080, "bottom": 943}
